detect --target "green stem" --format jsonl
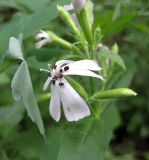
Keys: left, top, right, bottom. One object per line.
{"left": 89, "top": 77, "right": 94, "bottom": 95}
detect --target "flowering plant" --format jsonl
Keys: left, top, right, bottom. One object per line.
{"left": 0, "top": 0, "right": 138, "bottom": 159}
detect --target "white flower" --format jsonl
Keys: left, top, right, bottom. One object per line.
{"left": 63, "top": 0, "right": 94, "bottom": 27}
{"left": 72, "top": 0, "right": 86, "bottom": 13}
{"left": 40, "top": 60, "right": 103, "bottom": 122}
{"left": 35, "top": 30, "right": 52, "bottom": 49}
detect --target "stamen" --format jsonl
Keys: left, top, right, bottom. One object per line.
{"left": 48, "top": 64, "right": 51, "bottom": 69}
{"left": 59, "top": 74, "right": 63, "bottom": 79}
{"left": 59, "top": 82, "right": 64, "bottom": 86}
{"left": 53, "top": 76, "right": 58, "bottom": 80}
{"left": 60, "top": 69, "right": 63, "bottom": 73}
{"left": 41, "top": 37, "right": 46, "bottom": 40}
{"left": 51, "top": 80, "right": 55, "bottom": 85}
{"left": 53, "top": 64, "right": 57, "bottom": 69}
{"left": 48, "top": 73, "right": 52, "bottom": 77}
{"left": 64, "top": 66, "right": 69, "bottom": 71}
{"left": 40, "top": 69, "right": 49, "bottom": 73}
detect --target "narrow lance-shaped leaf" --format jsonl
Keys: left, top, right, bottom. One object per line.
{"left": 8, "top": 37, "right": 45, "bottom": 137}
{"left": 99, "top": 50, "right": 126, "bottom": 70}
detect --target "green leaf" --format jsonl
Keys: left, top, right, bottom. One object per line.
{"left": 0, "top": 73, "right": 10, "bottom": 85}
{"left": 65, "top": 77, "right": 88, "bottom": 100}
{"left": 56, "top": 118, "right": 111, "bottom": 160}
{"left": 11, "top": 61, "right": 45, "bottom": 137}
{"left": 0, "top": 0, "right": 24, "bottom": 10}
{"left": 0, "top": 150, "right": 8, "bottom": 160}
{"left": 8, "top": 37, "right": 45, "bottom": 137}
{"left": 106, "top": 54, "right": 137, "bottom": 89}
{"left": 99, "top": 50, "right": 126, "bottom": 70}
{"left": 94, "top": 12, "right": 137, "bottom": 36}
{"left": 13, "top": 106, "right": 116, "bottom": 160}
{"left": 28, "top": 48, "right": 66, "bottom": 62}
{"left": 13, "top": 127, "right": 64, "bottom": 160}
{"left": 112, "top": 2, "right": 122, "bottom": 21}
{"left": 0, "top": 104, "right": 24, "bottom": 137}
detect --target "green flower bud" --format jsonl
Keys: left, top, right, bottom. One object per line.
{"left": 47, "top": 31, "right": 79, "bottom": 53}
{"left": 91, "top": 88, "right": 137, "bottom": 100}
{"left": 57, "top": 5, "right": 80, "bottom": 38}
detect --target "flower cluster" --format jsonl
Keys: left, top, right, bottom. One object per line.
{"left": 34, "top": 0, "right": 136, "bottom": 122}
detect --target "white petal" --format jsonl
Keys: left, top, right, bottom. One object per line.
{"left": 106, "top": 58, "right": 110, "bottom": 70}
{"left": 35, "top": 39, "right": 51, "bottom": 49}
{"left": 55, "top": 60, "right": 73, "bottom": 69}
{"left": 43, "top": 77, "right": 51, "bottom": 91}
{"left": 60, "top": 79, "right": 90, "bottom": 121}
{"left": 63, "top": 3, "right": 74, "bottom": 11}
{"left": 72, "top": 0, "right": 86, "bottom": 12}
{"left": 71, "top": 13, "right": 79, "bottom": 26}
{"left": 64, "top": 69, "right": 104, "bottom": 80}
{"left": 64, "top": 60, "right": 102, "bottom": 71}
{"left": 49, "top": 82, "right": 61, "bottom": 122}
{"left": 35, "top": 30, "right": 49, "bottom": 40}
{"left": 63, "top": 3, "right": 79, "bottom": 26}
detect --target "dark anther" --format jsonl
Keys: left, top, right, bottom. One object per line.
{"left": 48, "top": 73, "right": 52, "bottom": 77}
{"left": 53, "top": 65, "right": 57, "bottom": 69}
{"left": 40, "top": 37, "right": 46, "bottom": 40}
{"left": 51, "top": 80, "right": 55, "bottom": 85}
{"left": 59, "top": 82, "right": 64, "bottom": 86}
{"left": 60, "top": 69, "right": 63, "bottom": 73}
{"left": 64, "top": 66, "right": 69, "bottom": 71}
{"left": 53, "top": 76, "right": 58, "bottom": 80}
{"left": 17, "top": 59, "right": 22, "bottom": 64}
{"left": 59, "top": 74, "right": 63, "bottom": 79}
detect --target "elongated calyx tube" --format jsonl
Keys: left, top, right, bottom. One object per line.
{"left": 91, "top": 88, "right": 137, "bottom": 100}
{"left": 57, "top": 5, "right": 80, "bottom": 38}
{"left": 47, "top": 31, "right": 79, "bottom": 52}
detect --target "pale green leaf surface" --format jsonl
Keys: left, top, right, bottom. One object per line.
{"left": 11, "top": 61, "right": 45, "bottom": 136}
{"left": 7, "top": 36, "right": 24, "bottom": 60}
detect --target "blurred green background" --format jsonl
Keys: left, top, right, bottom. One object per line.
{"left": 0, "top": 0, "right": 149, "bottom": 159}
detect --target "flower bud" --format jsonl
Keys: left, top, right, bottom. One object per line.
{"left": 72, "top": 0, "right": 86, "bottom": 13}
{"left": 47, "top": 31, "right": 79, "bottom": 52}
{"left": 91, "top": 88, "right": 137, "bottom": 100}
{"left": 35, "top": 30, "right": 52, "bottom": 49}
{"left": 57, "top": 5, "right": 80, "bottom": 37}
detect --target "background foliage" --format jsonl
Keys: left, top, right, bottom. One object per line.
{"left": 0, "top": 0, "right": 149, "bottom": 159}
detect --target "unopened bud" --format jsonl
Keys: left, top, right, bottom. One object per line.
{"left": 35, "top": 30, "right": 52, "bottom": 49}
{"left": 72, "top": 0, "right": 86, "bottom": 13}
{"left": 91, "top": 88, "right": 137, "bottom": 100}
{"left": 57, "top": 5, "right": 80, "bottom": 37}
{"left": 47, "top": 31, "right": 79, "bottom": 52}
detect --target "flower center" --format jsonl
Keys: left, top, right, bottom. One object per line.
{"left": 50, "top": 65, "right": 70, "bottom": 86}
